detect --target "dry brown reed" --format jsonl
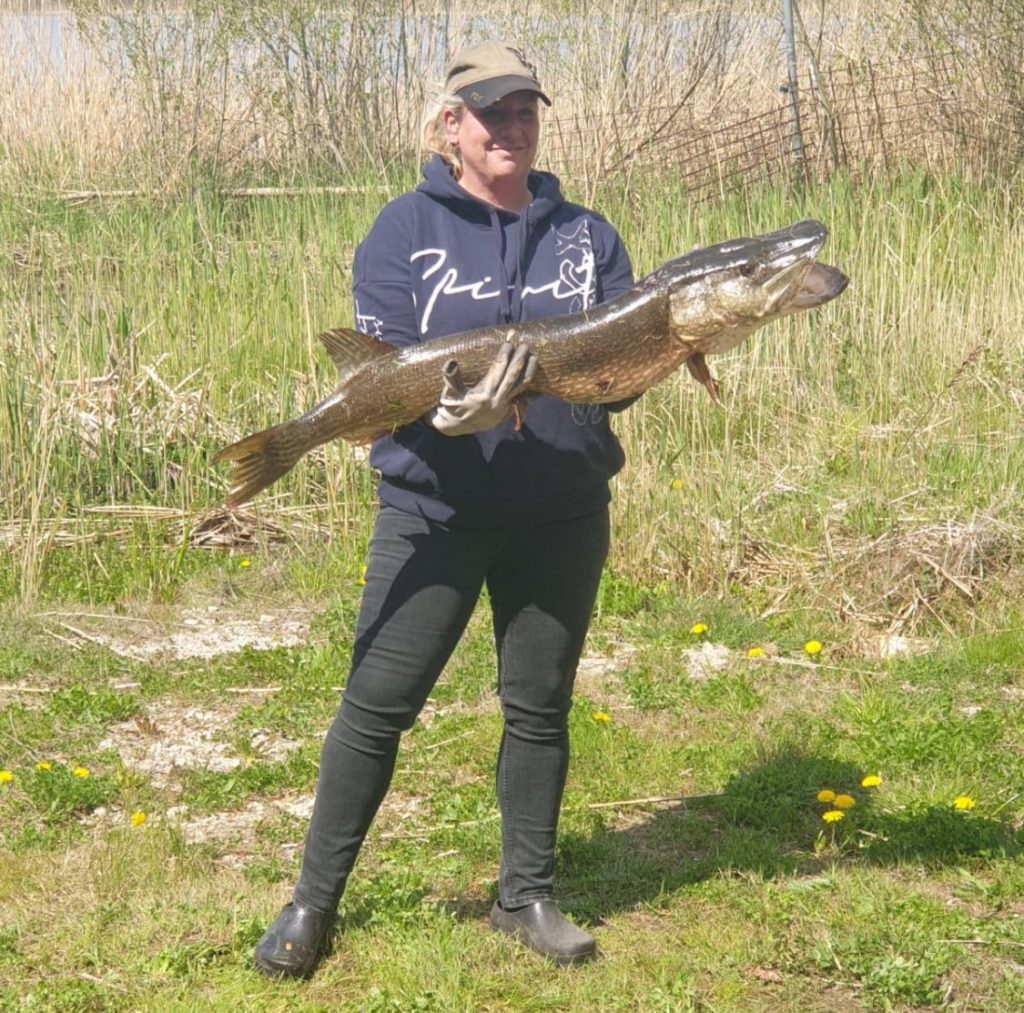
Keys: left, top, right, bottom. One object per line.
{"left": 3, "top": 1, "right": 1018, "bottom": 193}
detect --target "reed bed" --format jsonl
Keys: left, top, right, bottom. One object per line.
{"left": 2, "top": 168, "right": 1022, "bottom": 635}
{"left": 2, "top": 0, "right": 1023, "bottom": 633}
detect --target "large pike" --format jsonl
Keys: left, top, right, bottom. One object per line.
{"left": 216, "top": 219, "right": 848, "bottom": 506}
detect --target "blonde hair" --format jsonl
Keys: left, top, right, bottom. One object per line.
{"left": 421, "top": 92, "right": 466, "bottom": 179}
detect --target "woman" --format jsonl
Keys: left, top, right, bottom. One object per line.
{"left": 254, "top": 40, "right": 636, "bottom": 978}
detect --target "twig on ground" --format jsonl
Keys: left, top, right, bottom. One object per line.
{"left": 381, "top": 785, "right": 717, "bottom": 841}
{"left": 762, "top": 655, "right": 881, "bottom": 678}
{"left": 940, "top": 939, "right": 1024, "bottom": 949}
{"left": 42, "top": 629, "right": 83, "bottom": 651}
{"left": 990, "top": 792, "right": 1022, "bottom": 817}
{"left": 855, "top": 828, "right": 890, "bottom": 841}
{"left": 54, "top": 621, "right": 124, "bottom": 652}
{"left": 586, "top": 794, "right": 688, "bottom": 809}
{"left": 33, "top": 611, "right": 173, "bottom": 625}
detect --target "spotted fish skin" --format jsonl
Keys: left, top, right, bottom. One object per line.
{"left": 215, "top": 219, "right": 848, "bottom": 507}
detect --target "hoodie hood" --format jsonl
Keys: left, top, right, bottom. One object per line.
{"left": 417, "top": 154, "right": 564, "bottom": 224}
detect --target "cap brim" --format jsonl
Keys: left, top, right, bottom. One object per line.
{"left": 457, "top": 76, "right": 552, "bottom": 109}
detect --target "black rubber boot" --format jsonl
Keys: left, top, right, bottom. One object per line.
{"left": 489, "top": 900, "right": 597, "bottom": 966}
{"left": 252, "top": 901, "right": 335, "bottom": 979}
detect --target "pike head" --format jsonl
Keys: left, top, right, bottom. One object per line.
{"left": 653, "top": 219, "right": 848, "bottom": 402}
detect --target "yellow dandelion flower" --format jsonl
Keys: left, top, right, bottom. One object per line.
{"left": 130, "top": 811, "right": 147, "bottom": 828}
{"left": 953, "top": 795, "right": 975, "bottom": 811}
{"left": 72, "top": 766, "right": 90, "bottom": 779}
{"left": 591, "top": 711, "right": 611, "bottom": 724}
{"left": 35, "top": 761, "right": 52, "bottom": 771}
{"left": 816, "top": 789, "right": 836, "bottom": 803}
{"left": 822, "top": 809, "right": 844, "bottom": 823}
{"left": 0, "top": 770, "right": 13, "bottom": 784}
{"left": 239, "top": 558, "right": 252, "bottom": 569}
{"left": 804, "top": 640, "right": 823, "bottom": 656}
{"left": 834, "top": 794, "right": 856, "bottom": 809}
{"left": 670, "top": 478, "right": 683, "bottom": 490}
{"left": 748, "top": 647, "right": 766, "bottom": 659}
{"left": 861, "top": 774, "right": 882, "bottom": 788}
{"left": 357, "top": 565, "right": 368, "bottom": 586}
{"left": 690, "top": 623, "right": 708, "bottom": 636}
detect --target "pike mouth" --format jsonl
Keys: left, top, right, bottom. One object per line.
{"left": 756, "top": 221, "right": 848, "bottom": 312}
{"left": 787, "top": 262, "right": 849, "bottom": 309}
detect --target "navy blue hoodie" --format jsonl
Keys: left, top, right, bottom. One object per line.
{"left": 352, "top": 155, "right": 636, "bottom": 527}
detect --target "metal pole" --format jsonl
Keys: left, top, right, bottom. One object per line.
{"left": 782, "top": 0, "right": 805, "bottom": 171}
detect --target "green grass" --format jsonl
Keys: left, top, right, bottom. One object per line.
{"left": 1, "top": 578, "right": 1023, "bottom": 1010}
{"left": 1, "top": 168, "right": 1024, "bottom": 1008}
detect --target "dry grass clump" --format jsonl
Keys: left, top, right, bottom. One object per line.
{"left": 831, "top": 514, "right": 1021, "bottom": 633}
{"left": 187, "top": 507, "right": 288, "bottom": 550}
{"left": 733, "top": 511, "right": 1022, "bottom": 636}
{"left": 55, "top": 356, "right": 209, "bottom": 464}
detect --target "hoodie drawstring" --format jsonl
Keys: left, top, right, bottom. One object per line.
{"left": 511, "top": 210, "right": 529, "bottom": 322}
{"left": 489, "top": 206, "right": 530, "bottom": 324}
{"left": 490, "top": 208, "right": 513, "bottom": 323}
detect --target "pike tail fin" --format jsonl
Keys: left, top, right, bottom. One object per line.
{"left": 213, "top": 420, "right": 309, "bottom": 507}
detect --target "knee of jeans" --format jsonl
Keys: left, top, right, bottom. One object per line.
{"left": 499, "top": 692, "right": 571, "bottom": 742}
{"left": 329, "top": 696, "right": 418, "bottom": 756}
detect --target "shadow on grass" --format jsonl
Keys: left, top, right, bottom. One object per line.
{"left": 555, "top": 747, "right": 1022, "bottom": 923}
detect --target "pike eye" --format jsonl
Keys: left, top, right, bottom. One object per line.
{"left": 739, "top": 263, "right": 756, "bottom": 278}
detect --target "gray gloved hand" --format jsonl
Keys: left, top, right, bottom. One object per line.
{"left": 427, "top": 342, "right": 538, "bottom": 437}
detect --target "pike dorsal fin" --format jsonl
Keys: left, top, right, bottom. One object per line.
{"left": 318, "top": 328, "right": 392, "bottom": 383}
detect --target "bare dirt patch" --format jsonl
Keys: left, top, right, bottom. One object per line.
{"left": 857, "top": 633, "right": 931, "bottom": 659}
{"left": 159, "top": 789, "right": 429, "bottom": 869}
{"left": 99, "top": 697, "right": 301, "bottom": 788}
{"left": 574, "top": 639, "right": 636, "bottom": 707}
{"left": 166, "top": 795, "right": 313, "bottom": 869}
{"left": 49, "top": 605, "right": 312, "bottom": 660}
{"left": 577, "top": 640, "right": 636, "bottom": 684}
{"left": 681, "top": 641, "right": 734, "bottom": 681}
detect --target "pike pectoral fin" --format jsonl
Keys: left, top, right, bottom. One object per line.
{"left": 213, "top": 420, "right": 308, "bottom": 508}
{"left": 318, "top": 328, "right": 392, "bottom": 383}
{"left": 686, "top": 353, "right": 722, "bottom": 406}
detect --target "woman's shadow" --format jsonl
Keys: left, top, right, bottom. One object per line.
{"left": 555, "top": 747, "right": 1022, "bottom": 924}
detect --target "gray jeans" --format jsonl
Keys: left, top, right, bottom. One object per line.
{"left": 293, "top": 504, "right": 609, "bottom": 913}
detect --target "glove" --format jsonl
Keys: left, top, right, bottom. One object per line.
{"left": 427, "top": 342, "right": 538, "bottom": 436}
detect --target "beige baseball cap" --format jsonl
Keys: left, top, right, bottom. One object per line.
{"left": 445, "top": 41, "right": 551, "bottom": 109}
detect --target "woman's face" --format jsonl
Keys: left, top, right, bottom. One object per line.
{"left": 445, "top": 90, "right": 540, "bottom": 195}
